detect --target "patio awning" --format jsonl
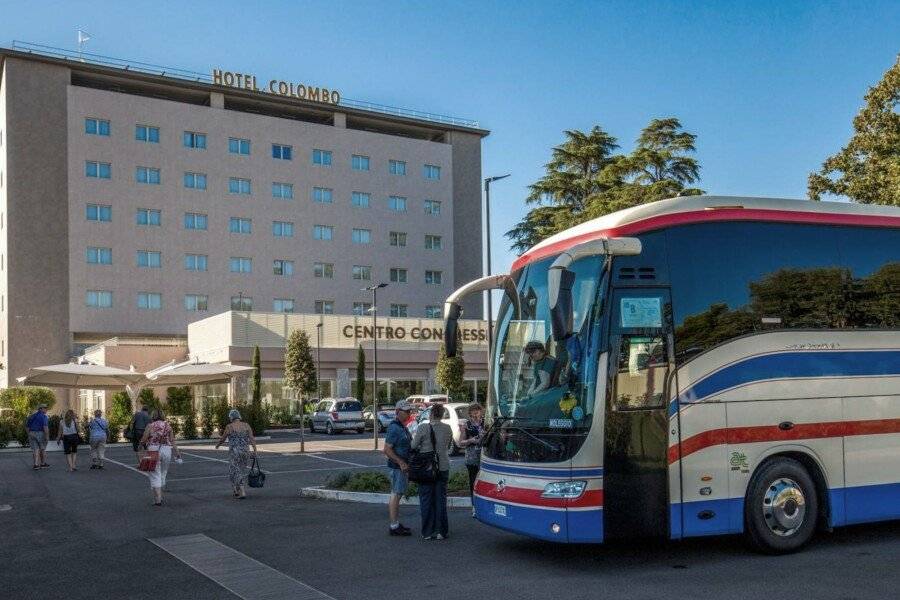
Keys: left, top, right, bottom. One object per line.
{"left": 16, "top": 363, "right": 146, "bottom": 390}
{"left": 143, "top": 361, "right": 254, "bottom": 386}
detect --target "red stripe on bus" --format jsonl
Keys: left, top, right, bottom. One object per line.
{"left": 474, "top": 479, "right": 604, "bottom": 508}
{"left": 512, "top": 208, "right": 900, "bottom": 270}
{"left": 668, "top": 418, "right": 900, "bottom": 464}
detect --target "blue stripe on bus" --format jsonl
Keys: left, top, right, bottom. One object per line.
{"left": 677, "top": 349, "right": 900, "bottom": 406}
{"left": 474, "top": 496, "right": 603, "bottom": 543}
{"left": 480, "top": 462, "right": 604, "bottom": 479}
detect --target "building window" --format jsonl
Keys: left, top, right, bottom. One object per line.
{"left": 388, "top": 196, "right": 407, "bottom": 212}
{"left": 184, "top": 212, "right": 208, "bottom": 230}
{"left": 137, "top": 250, "right": 162, "bottom": 268}
{"left": 352, "top": 155, "right": 370, "bottom": 171}
{"left": 314, "top": 262, "right": 334, "bottom": 279}
{"left": 184, "top": 294, "right": 208, "bottom": 311}
{"left": 351, "top": 191, "right": 370, "bottom": 208}
{"left": 184, "top": 254, "right": 208, "bottom": 271}
{"left": 424, "top": 200, "right": 442, "bottom": 215}
{"left": 137, "top": 292, "right": 162, "bottom": 310}
{"left": 135, "top": 124, "right": 159, "bottom": 143}
{"left": 183, "top": 131, "right": 207, "bottom": 149}
{"left": 86, "top": 204, "right": 112, "bottom": 222}
{"left": 272, "top": 182, "right": 293, "bottom": 200}
{"left": 352, "top": 302, "right": 373, "bottom": 315}
{"left": 312, "top": 187, "right": 333, "bottom": 204}
{"left": 423, "top": 164, "right": 441, "bottom": 180}
{"left": 314, "top": 225, "right": 334, "bottom": 241}
{"left": 229, "top": 217, "right": 252, "bottom": 234}
{"left": 136, "top": 166, "right": 161, "bottom": 185}
{"left": 273, "top": 221, "right": 294, "bottom": 237}
{"left": 229, "top": 257, "right": 252, "bottom": 273}
{"left": 425, "top": 305, "right": 442, "bottom": 319}
{"left": 228, "top": 177, "right": 251, "bottom": 195}
{"left": 315, "top": 300, "right": 334, "bottom": 315}
{"left": 389, "top": 231, "right": 407, "bottom": 247}
{"left": 389, "top": 160, "right": 406, "bottom": 175}
{"left": 86, "top": 290, "right": 112, "bottom": 308}
{"left": 273, "top": 259, "right": 294, "bottom": 276}
{"left": 390, "top": 268, "right": 407, "bottom": 283}
{"left": 229, "top": 137, "right": 251, "bottom": 155}
{"left": 184, "top": 172, "right": 207, "bottom": 190}
{"left": 352, "top": 228, "right": 371, "bottom": 244}
{"left": 136, "top": 208, "right": 161, "bottom": 226}
{"left": 85, "top": 161, "right": 111, "bottom": 179}
{"left": 425, "top": 270, "right": 443, "bottom": 285}
{"left": 425, "top": 235, "right": 443, "bottom": 250}
{"left": 86, "top": 247, "right": 112, "bottom": 265}
{"left": 352, "top": 265, "right": 372, "bottom": 281}
{"left": 312, "top": 149, "right": 333, "bottom": 166}
{"left": 85, "top": 118, "right": 110, "bottom": 136}
{"left": 231, "top": 296, "right": 253, "bottom": 311}
{"left": 390, "top": 304, "right": 408, "bottom": 318}
{"left": 273, "top": 298, "right": 295, "bottom": 313}
{"left": 272, "top": 144, "right": 292, "bottom": 160}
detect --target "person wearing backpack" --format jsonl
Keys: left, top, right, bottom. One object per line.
{"left": 26, "top": 404, "right": 51, "bottom": 470}
{"left": 411, "top": 403, "right": 453, "bottom": 540}
{"left": 88, "top": 409, "right": 109, "bottom": 470}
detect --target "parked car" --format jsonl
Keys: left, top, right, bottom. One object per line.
{"left": 310, "top": 398, "right": 365, "bottom": 435}
{"left": 408, "top": 402, "right": 470, "bottom": 455}
{"left": 363, "top": 404, "right": 395, "bottom": 432}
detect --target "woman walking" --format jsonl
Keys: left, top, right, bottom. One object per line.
{"left": 215, "top": 409, "right": 257, "bottom": 499}
{"left": 139, "top": 409, "right": 180, "bottom": 506}
{"left": 56, "top": 410, "right": 81, "bottom": 472}
{"left": 88, "top": 409, "right": 109, "bottom": 469}
{"left": 459, "top": 402, "right": 485, "bottom": 515}
{"left": 411, "top": 403, "right": 453, "bottom": 540}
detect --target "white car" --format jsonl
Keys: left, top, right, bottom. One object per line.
{"left": 408, "top": 402, "right": 470, "bottom": 455}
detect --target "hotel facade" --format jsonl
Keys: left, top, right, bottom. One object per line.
{"left": 0, "top": 45, "right": 489, "bottom": 405}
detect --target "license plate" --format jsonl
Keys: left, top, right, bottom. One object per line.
{"left": 494, "top": 504, "right": 507, "bottom": 517}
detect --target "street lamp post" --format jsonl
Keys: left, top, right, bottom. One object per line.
{"left": 364, "top": 283, "right": 388, "bottom": 450}
{"left": 484, "top": 174, "right": 510, "bottom": 351}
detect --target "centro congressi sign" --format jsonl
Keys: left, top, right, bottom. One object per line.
{"left": 212, "top": 69, "right": 340, "bottom": 105}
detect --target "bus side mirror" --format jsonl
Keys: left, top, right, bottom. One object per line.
{"left": 443, "top": 302, "right": 462, "bottom": 357}
{"left": 549, "top": 267, "right": 575, "bottom": 341}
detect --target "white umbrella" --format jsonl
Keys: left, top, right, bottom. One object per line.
{"left": 16, "top": 363, "right": 146, "bottom": 390}
{"left": 143, "top": 361, "right": 254, "bottom": 386}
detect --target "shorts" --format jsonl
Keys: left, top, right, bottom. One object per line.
{"left": 28, "top": 431, "right": 47, "bottom": 451}
{"left": 63, "top": 434, "right": 80, "bottom": 454}
{"left": 389, "top": 467, "right": 408, "bottom": 495}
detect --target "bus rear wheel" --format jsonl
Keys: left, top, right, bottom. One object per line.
{"left": 745, "top": 457, "right": 818, "bottom": 554}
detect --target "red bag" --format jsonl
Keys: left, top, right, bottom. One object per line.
{"left": 138, "top": 450, "right": 160, "bottom": 472}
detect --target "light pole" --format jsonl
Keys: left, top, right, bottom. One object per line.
{"left": 364, "top": 283, "right": 388, "bottom": 450}
{"left": 484, "top": 174, "right": 510, "bottom": 350}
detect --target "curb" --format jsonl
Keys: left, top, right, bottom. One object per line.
{"left": 300, "top": 486, "right": 472, "bottom": 508}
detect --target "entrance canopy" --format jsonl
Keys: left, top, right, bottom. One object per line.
{"left": 16, "top": 363, "right": 146, "bottom": 390}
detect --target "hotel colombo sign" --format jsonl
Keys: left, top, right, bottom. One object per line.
{"left": 212, "top": 69, "right": 340, "bottom": 105}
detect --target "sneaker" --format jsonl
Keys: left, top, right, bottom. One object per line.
{"left": 389, "top": 526, "right": 412, "bottom": 537}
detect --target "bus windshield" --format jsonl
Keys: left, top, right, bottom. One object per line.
{"left": 485, "top": 254, "right": 607, "bottom": 463}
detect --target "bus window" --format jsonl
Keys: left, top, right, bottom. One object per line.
{"left": 613, "top": 335, "right": 668, "bottom": 410}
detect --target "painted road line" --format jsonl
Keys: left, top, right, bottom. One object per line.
{"left": 103, "top": 456, "right": 149, "bottom": 478}
{"left": 149, "top": 533, "right": 335, "bottom": 600}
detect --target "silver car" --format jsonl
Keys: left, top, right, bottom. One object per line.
{"left": 310, "top": 398, "right": 365, "bottom": 435}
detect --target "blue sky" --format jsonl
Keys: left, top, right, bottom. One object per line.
{"left": 1, "top": 0, "right": 898, "bottom": 278}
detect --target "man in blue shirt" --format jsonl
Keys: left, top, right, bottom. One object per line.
{"left": 383, "top": 400, "right": 414, "bottom": 536}
{"left": 26, "top": 404, "right": 50, "bottom": 470}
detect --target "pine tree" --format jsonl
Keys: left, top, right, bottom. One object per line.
{"left": 355, "top": 345, "right": 366, "bottom": 404}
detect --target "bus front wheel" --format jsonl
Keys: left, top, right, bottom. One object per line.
{"left": 745, "top": 457, "right": 819, "bottom": 554}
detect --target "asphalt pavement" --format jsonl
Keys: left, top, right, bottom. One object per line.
{"left": 1, "top": 429, "right": 898, "bottom": 600}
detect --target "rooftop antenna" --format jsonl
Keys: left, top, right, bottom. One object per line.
{"left": 77, "top": 29, "right": 91, "bottom": 62}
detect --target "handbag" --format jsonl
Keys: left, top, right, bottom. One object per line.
{"left": 247, "top": 457, "right": 266, "bottom": 488}
{"left": 138, "top": 450, "right": 160, "bottom": 472}
{"left": 408, "top": 424, "right": 439, "bottom": 484}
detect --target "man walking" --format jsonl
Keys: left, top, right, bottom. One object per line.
{"left": 383, "top": 400, "right": 414, "bottom": 536}
{"left": 26, "top": 404, "right": 50, "bottom": 470}
{"left": 129, "top": 405, "right": 151, "bottom": 457}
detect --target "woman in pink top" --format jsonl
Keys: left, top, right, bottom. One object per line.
{"left": 139, "top": 409, "right": 181, "bottom": 506}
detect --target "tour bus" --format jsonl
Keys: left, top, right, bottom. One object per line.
{"left": 443, "top": 195, "right": 900, "bottom": 553}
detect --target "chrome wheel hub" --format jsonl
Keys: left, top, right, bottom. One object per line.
{"left": 762, "top": 477, "right": 806, "bottom": 536}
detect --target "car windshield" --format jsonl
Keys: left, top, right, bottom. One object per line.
{"left": 484, "top": 254, "right": 607, "bottom": 462}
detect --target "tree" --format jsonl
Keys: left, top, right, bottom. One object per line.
{"left": 355, "top": 345, "right": 366, "bottom": 403}
{"left": 435, "top": 345, "right": 469, "bottom": 402}
{"left": 284, "top": 330, "right": 317, "bottom": 400}
{"left": 0, "top": 387, "right": 56, "bottom": 418}
{"left": 250, "top": 345, "right": 262, "bottom": 409}
{"left": 808, "top": 54, "right": 900, "bottom": 205}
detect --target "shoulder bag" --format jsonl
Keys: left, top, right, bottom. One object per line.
{"left": 408, "top": 423, "right": 439, "bottom": 484}
{"left": 248, "top": 456, "right": 266, "bottom": 488}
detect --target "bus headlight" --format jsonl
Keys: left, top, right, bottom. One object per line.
{"left": 541, "top": 480, "right": 587, "bottom": 499}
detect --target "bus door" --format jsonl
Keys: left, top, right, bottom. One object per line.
{"left": 604, "top": 288, "right": 673, "bottom": 539}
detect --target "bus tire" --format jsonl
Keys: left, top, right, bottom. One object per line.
{"left": 744, "top": 457, "right": 819, "bottom": 554}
